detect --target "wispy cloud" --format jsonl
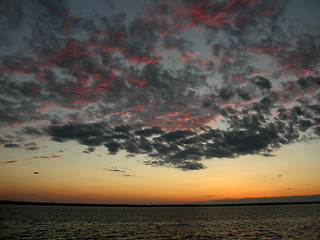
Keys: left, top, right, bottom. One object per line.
{"left": 1, "top": 160, "right": 18, "bottom": 164}
{"left": 104, "top": 168, "right": 126, "bottom": 173}
{"left": 31, "top": 155, "right": 62, "bottom": 159}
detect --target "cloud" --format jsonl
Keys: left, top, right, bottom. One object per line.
{"left": 262, "top": 153, "right": 276, "bottom": 157}
{"left": 24, "top": 142, "right": 40, "bottom": 151}
{"left": 0, "top": 0, "right": 319, "bottom": 170}
{"left": 4, "top": 144, "right": 20, "bottom": 148}
{"left": 32, "top": 155, "right": 62, "bottom": 159}
{"left": 204, "top": 195, "right": 214, "bottom": 198}
{"left": 83, "top": 147, "right": 95, "bottom": 154}
{"left": 104, "top": 168, "right": 125, "bottom": 173}
{"left": 0, "top": 0, "right": 26, "bottom": 27}
{"left": 21, "top": 127, "right": 44, "bottom": 136}
{"left": 1, "top": 160, "right": 18, "bottom": 164}
{"left": 253, "top": 77, "right": 272, "bottom": 90}
{"left": 104, "top": 168, "right": 135, "bottom": 176}
{"left": 45, "top": 122, "right": 109, "bottom": 145}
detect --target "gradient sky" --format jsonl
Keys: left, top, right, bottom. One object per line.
{"left": 0, "top": 0, "right": 319, "bottom": 204}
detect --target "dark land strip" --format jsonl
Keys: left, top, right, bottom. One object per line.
{"left": 1, "top": 200, "right": 319, "bottom": 208}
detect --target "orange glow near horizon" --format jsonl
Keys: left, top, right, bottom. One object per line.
{"left": 1, "top": 140, "right": 319, "bottom": 204}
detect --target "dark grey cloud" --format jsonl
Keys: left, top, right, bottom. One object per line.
{"left": 162, "top": 34, "right": 194, "bottom": 54}
{"left": 24, "top": 142, "right": 40, "bottom": 151}
{"left": 0, "top": 0, "right": 26, "bottom": 27}
{"left": 104, "top": 168, "right": 135, "bottom": 176}
{"left": 136, "top": 127, "right": 163, "bottom": 137}
{"left": 4, "top": 143, "right": 20, "bottom": 148}
{"left": 0, "top": 0, "right": 319, "bottom": 170}
{"left": 253, "top": 77, "right": 272, "bottom": 90}
{"left": 104, "top": 141, "right": 122, "bottom": 155}
{"left": 262, "top": 153, "right": 276, "bottom": 157}
{"left": 83, "top": 147, "right": 95, "bottom": 154}
{"left": 45, "top": 122, "right": 109, "bottom": 145}
{"left": 42, "top": 100, "right": 315, "bottom": 170}
{"left": 161, "top": 130, "right": 195, "bottom": 142}
{"left": 104, "top": 168, "right": 125, "bottom": 173}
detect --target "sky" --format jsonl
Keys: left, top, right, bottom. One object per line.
{"left": 0, "top": 0, "right": 319, "bottom": 204}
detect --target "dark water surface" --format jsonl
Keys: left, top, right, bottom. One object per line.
{"left": 0, "top": 204, "right": 319, "bottom": 239}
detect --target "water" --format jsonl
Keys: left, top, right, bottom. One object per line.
{"left": 0, "top": 204, "right": 319, "bottom": 239}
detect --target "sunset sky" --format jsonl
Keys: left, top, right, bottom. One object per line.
{"left": 0, "top": 0, "right": 319, "bottom": 204}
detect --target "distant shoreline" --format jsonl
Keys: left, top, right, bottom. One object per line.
{"left": 1, "top": 200, "right": 319, "bottom": 208}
